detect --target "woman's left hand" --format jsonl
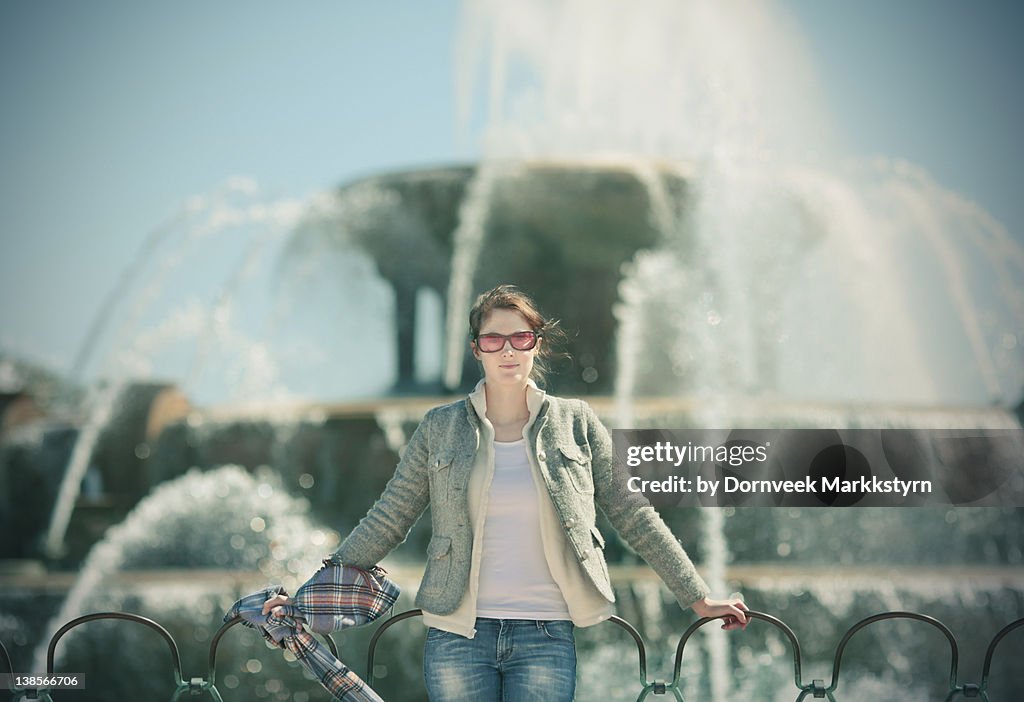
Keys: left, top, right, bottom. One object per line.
{"left": 691, "top": 595, "right": 750, "bottom": 630}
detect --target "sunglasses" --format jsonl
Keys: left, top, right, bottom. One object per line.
{"left": 474, "top": 331, "right": 540, "bottom": 353}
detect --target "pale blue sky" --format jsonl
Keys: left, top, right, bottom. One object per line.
{"left": 1, "top": 1, "right": 1021, "bottom": 405}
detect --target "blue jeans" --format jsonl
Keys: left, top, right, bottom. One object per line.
{"left": 423, "top": 618, "right": 577, "bottom": 702}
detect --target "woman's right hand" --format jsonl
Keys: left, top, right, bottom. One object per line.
{"left": 262, "top": 593, "right": 304, "bottom": 632}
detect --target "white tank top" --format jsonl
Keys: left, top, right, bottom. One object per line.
{"left": 475, "top": 438, "right": 571, "bottom": 619}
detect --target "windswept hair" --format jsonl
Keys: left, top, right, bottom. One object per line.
{"left": 468, "top": 284, "right": 570, "bottom": 384}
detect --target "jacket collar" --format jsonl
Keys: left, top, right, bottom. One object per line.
{"left": 467, "top": 378, "right": 547, "bottom": 428}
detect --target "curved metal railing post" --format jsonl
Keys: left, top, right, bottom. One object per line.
{"left": 43, "top": 611, "right": 229, "bottom": 700}
{"left": 599, "top": 615, "right": 673, "bottom": 702}
{"left": 46, "top": 611, "right": 189, "bottom": 700}
{"left": 966, "top": 616, "right": 1024, "bottom": 702}
{"left": 830, "top": 611, "right": 958, "bottom": 700}
{"left": 207, "top": 616, "right": 244, "bottom": 691}
{"left": 46, "top": 612, "right": 183, "bottom": 680}
{"left": 672, "top": 611, "right": 816, "bottom": 702}
{"left": 0, "top": 637, "right": 12, "bottom": 675}
{"left": 367, "top": 609, "right": 423, "bottom": 687}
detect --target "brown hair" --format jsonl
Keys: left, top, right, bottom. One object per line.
{"left": 468, "top": 284, "right": 568, "bottom": 383}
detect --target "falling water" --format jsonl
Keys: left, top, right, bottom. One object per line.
{"left": 67, "top": 177, "right": 260, "bottom": 389}
{"left": 181, "top": 197, "right": 311, "bottom": 393}
{"left": 702, "top": 505, "right": 731, "bottom": 699}
{"left": 43, "top": 379, "right": 127, "bottom": 559}
{"left": 41, "top": 183, "right": 314, "bottom": 558}
{"left": 872, "top": 164, "right": 1023, "bottom": 401}
{"left": 612, "top": 272, "right": 642, "bottom": 428}
{"left": 454, "top": 0, "right": 1022, "bottom": 407}
{"left": 375, "top": 407, "right": 413, "bottom": 454}
{"left": 443, "top": 162, "right": 503, "bottom": 389}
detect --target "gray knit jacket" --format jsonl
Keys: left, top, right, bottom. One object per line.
{"left": 335, "top": 392, "right": 710, "bottom": 615}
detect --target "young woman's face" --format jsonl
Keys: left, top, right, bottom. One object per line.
{"left": 472, "top": 308, "right": 541, "bottom": 387}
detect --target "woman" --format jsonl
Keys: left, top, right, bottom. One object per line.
{"left": 269, "top": 284, "right": 748, "bottom": 701}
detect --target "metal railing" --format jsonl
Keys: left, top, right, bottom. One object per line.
{"left": 2, "top": 610, "right": 1021, "bottom": 701}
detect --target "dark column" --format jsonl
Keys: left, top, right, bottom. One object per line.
{"left": 394, "top": 282, "right": 417, "bottom": 392}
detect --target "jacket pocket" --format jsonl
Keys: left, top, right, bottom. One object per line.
{"left": 420, "top": 535, "right": 453, "bottom": 596}
{"left": 559, "top": 444, "right": 595, "bottom": 494}
{"left": 430, "top": 452, "right": 454, "bottom": 473}
{"left": 429, "top": 452, "right": 454, "bottom": 501}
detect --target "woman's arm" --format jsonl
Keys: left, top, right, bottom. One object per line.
{"left": 332, "top": 412, "right": 433, "bottom": 568}
{"left": 584, "top": 403, "right": 712, "bottom": 609}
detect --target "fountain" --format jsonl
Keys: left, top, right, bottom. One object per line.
{"left": 2, "top": 0, "right": 1023, "bottom": 700}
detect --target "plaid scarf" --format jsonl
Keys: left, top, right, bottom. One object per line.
{"left": 225, "top": 556, "right": 401, "bottom": 701}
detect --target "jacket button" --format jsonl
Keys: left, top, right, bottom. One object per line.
{"left": 538, "top": 450, "right": 547, "bottom": 461}
{"left": 565, "top": 518, "right": 576, "bottom": 528}
{"left": 580, "top": 550, "right": 589, "bottom": 561}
